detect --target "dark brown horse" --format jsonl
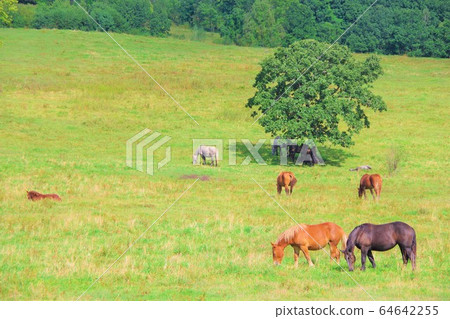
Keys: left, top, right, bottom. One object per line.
{"left": 358, "top": 174, "right": 382, "bottom": 200}
{"left": 272, "top": 222, "right": 347, "bottom": 267}
{"left": 276, "top": 171, "right": 297, "bottom": 195}
{"left": 27, "top": 190, "right": 61, "bottom": 201}
{"left": 341, "top": 222, "right": 416, "bottom": 271}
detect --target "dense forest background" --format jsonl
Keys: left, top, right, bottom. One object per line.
{"left": 3, "top": 0, "right": 449, "bottom": 57}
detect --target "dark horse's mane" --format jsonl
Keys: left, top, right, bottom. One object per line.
{"left": 346, "top": 225, "right": 362, "bottom": 251}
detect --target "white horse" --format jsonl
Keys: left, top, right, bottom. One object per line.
{"left": 193, "top": 146, "right": 219, "bottom": 166}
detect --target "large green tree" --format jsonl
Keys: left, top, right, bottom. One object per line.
{"left": 246, "top": 40, "right": 387, "bottom": 147}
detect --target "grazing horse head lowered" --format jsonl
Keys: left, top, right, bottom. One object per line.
{"left": 358, "top": 174, "right": 382, "bottom": 200}
{"left": 341, "top": 222, "right": 416, "bottom": 271}
{"left": 276, "top": 172, "right": 297, "bottom": 195}
{"left": 193, "top": 145, "right": 219, "bottom": 166}
{"left": 271, "top": 222, "right": 347, "bottom": 267}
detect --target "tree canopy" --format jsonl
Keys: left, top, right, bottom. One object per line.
{"left": 246, "top": 40, "right": 387, "bottom": 147}
{"left": 1, "top": 0, "right": 18, "bottom": 26}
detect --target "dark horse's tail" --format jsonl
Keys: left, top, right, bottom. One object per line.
{"left": 411, "top": 230, "right": 417, "bottom": 270}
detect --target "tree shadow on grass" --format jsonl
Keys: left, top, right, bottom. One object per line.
{"left": 319, "top": 146, "right": 356, "bottom": 167}
{"left": 229, "top": 141, "right": 355, "bottom": 167}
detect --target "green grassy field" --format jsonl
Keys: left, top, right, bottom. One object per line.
{"left": 0, "top": 28, "right": 449, "bottom": 301}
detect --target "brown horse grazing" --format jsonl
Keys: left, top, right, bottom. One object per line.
{"left": 341, "top": 222, "right": 416, "bottom": 271}
{"left": 276, "top": 171, "right": 297, "bottom": 195}
{"left": 27, "top": 190, "right": 61, "bottom": 201}
{"left": 358, "top": 174, "right": 382, "bottom": 200}
{"left": 271, "top": 222, "right": 347, "bottom": 267}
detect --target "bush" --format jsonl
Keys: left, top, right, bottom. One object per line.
{"left": 104, "top": 0, "right": 152, "bottom": 30}
{"left": 386, "top": 146, "right": 402, "bottom": 176}
{"left": 90, "top": 2, "right": 123, "bottom": 32}
{"left": 11, "top": 3, "right": 36, "bottom": 28}
{"left": 149, "top": 2, "right": 171, "bottom": 36}
{"left": 32, "top": 3, "right": 52, "bottom": 29}
{"left": 33, "top": 0, "right": 93, "bottom": 31}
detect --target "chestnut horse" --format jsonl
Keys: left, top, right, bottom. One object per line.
{"left": 27, "top": 190, "right": 61, "bottom": 201}
{"left": 271, "top": 222, "right": 347, "bottom": 267}
{"left": 341, "top": 222, "right": 416, "bottom": 271}
{"left": 358, "top": 174, "right": 382, "bottom": 200}
{"left": 276, "top": 171, "right": 297, "bottom": 195}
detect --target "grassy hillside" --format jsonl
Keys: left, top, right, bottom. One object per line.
{"left": 0, "top": 28, "right": 448, "bottom": 301}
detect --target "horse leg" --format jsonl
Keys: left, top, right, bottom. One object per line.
{"left": 293, "top": 246, "right": 300, "bottom": 268}
{"left": 300, "top": 245, "right": 314, "bottom": 267}
{"left": 399, "top": 246, "right": 408, "bottom": 266}
{"left": 289, "top": 184, "right": 294, "bottom": 195}
{"left": 360, "top": 247, "right": 368, "bottom": 271}
{"left": 330, "top": 243, "right": 339, "bottom": 263}
{"left": 369, "top": 189, "right": 375, "bottom": 200}
{"left": 277, "top": 184, "right": 282, "bottom": 195}
{"left": 405, "top": 247, "right": 416, "bottom": 270}
{"left": 411, "top": 249, "right": 416, "bottom": 271}
{"left": 284, "top": 182, "right": 290, "bottom": 195}
{"left": 334, "top": 242, "right": 341, "bottom": 263}
{"left": 363, "top": 189, "right": 367, "bottom": 199}
{"left": 367, "top": 250, "right": 376, "bottom": 268}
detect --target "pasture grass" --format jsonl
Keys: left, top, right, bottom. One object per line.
{"left": 0, "top": 28, "right": 449, "bottom": 300}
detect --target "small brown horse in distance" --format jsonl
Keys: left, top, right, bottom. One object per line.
{"left": 271, "top": 222, "right": 347, "bottom": 267}
{"left": 358, "top": 174, "right": 382, "bottom": 200}
{"left": 27, "top": 190, "right": 61, "bottom": 201}
{"left": 276, "top": 171, "right": 297, "bottom": 195}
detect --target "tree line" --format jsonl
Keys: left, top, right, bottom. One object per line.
{"left": 3, "top": 0, "right": 449, "bottom": 57}
{"left": 5, "top": 0, "right": 171, "bottom": 36}
{"left": 170, "top": 0, "right": 448, "bottom": 57}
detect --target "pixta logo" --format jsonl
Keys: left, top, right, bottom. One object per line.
{"left": 126, "top": 129, "right": 171, "bottom": 175}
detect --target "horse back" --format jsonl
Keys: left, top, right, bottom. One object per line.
{"left": 369, "top": 174, "right": 382, "bottom": 188}
{"left": 48, "top": 194, "right": 62, "bottom": 201}
{"left": 204, "top": 145, "right": 216, "bottom": 154}
{"left": 321, "top": 222, "right": 345, "bottom": 242}
{"left": 360, "top": 174, "right": 371, "bottom": 187}
{"left": 277, "top": 172, "right": 295, "bottom": 186}
{"left": 299, "top": 223, "right": 342, "bottom": 248}
{"left": 392, "top": 221, "right": 415, "bottom": 243}
{"left": 357, "top": 222, "right": 414, "bottom": 251}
